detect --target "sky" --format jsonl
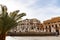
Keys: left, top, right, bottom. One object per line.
{"left": 0, "top": 0, "right": 60, "bottom": 22}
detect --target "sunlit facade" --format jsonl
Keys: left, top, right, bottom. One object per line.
{"left": 10, "top": 17, "right": 60, "bottom": 34}
{"left": 10, "top": 18, "right": 43, "bottom": 32}
{"left": 43, "top": 17, "right": 60, "bottom": 34}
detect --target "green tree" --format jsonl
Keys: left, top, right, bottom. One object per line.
{"left": 0, "top": 5, "right": 26, "bottom": 40}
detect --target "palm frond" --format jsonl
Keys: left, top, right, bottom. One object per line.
{"left": 15, "top": 13, "right": 26, "bottom": 21}
{"left": 9, "top": 10, "right": 19, "bottom": 19}
{"left": 0, "top": 5, "right": 26, "bottom": 34}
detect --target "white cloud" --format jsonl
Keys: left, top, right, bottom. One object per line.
{"left": 0, "top": 0, "right": 60, "bottom": 22}
{"left": 28, "top": 6, "right": 60, "bottom": 22}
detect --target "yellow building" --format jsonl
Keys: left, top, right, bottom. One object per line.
{"left": 43, "top": 17, "right": 60, "bottom": 34}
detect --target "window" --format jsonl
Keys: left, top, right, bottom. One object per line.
{"left": 45, "top": 26, "right": 48, "bottom": 32}
{"left": 52, "top": 25, "right": 54, "bottom": 27}
{"left": 55, "top": 24, "right": 57, "bottom": 28}
{"left": 46, "top": 26, "right": 47, "bottom": 29}
{"left": 49, "top": 25, "right": 51, "bottom": 27}
{"left": 31, "top": 27, "right": 34, "bottom": 29}
{"left": 49, "top": 25, "right": 51, "bottom": 32}
{"left": 55, "top": 24, "right": 59, "bottom": 34}
{"left": 58, "top": 21, "right": 60, "bottom": 22}
{"left": 37, "top": 27, "right": 39, "bottom": 30}
{"left": 59, "top": 24, "right": 60, "bottom": 26}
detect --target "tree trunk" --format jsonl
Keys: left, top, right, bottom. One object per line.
{"left": 0, "top": 34, "right": 6, "bottom": 40}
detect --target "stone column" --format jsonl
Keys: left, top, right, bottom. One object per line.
{"left": 43, "top": 25, "right": 46, "bottom": 32}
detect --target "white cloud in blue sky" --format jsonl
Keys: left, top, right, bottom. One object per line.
{"left": 0, "top": 0, "right": 60, "bottom": 22}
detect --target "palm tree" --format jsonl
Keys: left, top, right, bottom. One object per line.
{"left": 0, "top": 5, "right": 26, "bottom": 40}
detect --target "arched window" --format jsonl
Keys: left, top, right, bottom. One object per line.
{"left": 45, "top": 26, "right": 47, "bottom": 32}
{"left": 49, "top": 25, "right": 51, "bottom": 32}
{"left": 37, "top": 27, "right": 39, "bottom": 30}
{"left": 59, "top": 24, "right": 60, "bottom": 26}
{"left": 55, "top": 24, "right": 57, "bottom": 28}
{"left": 52, "top": 25, "right": 54, "bottom": 27}
{"left": 31, "top": 27, "right": 34, "bottom": 29}
{"left": 55, "top": 24, "right": 59, "bottom": 35}
{"left": 46, "top": 26, "right": 47, "bottom": 29}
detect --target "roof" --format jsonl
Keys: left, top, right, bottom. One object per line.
{"left": 43, "top": 17, "right": 60, "bottom": 24}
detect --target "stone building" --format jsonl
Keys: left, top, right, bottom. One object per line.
{"left": 10, "top": 18, "right": 43, "bottom": 32}
{"left": 10, "top": 17, "right": 60, "bottom": 35}
{"left": 43, "top": 17, "right": 60, "bottom": 34}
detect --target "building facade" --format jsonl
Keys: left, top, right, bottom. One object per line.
{"left": 10, "top": 18, "right": 43, "bottom": 32}
{"left": 9, "top": 17, "right": 60, "bottom": 35}
{"left": 43, "top": 17, "right": 60, "bottom": 34}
